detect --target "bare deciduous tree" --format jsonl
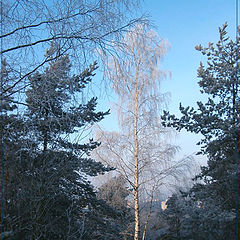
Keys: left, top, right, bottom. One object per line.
{"left": 0, "top": 0, "right": 147, "bottom": 100}
{"left": 94, "top": 25, "right": 190, "bottom": 240}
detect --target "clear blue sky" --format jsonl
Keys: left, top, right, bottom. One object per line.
{"left": 96, "top": 0, "right": 238, "bottom": 166}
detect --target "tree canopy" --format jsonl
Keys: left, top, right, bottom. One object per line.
{"left": 1, "top": 53, "right": 121, "bottom": 239}
{"left": 161, "top": 22, "right": 239, "bottom": 239}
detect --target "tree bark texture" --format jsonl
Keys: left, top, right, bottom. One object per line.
{"left": 134, "top": 79, "right": 140, "bottom": 240}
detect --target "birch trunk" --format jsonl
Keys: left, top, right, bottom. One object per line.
{"left": 134, "top": 79, "right": 140, "bottom": 240}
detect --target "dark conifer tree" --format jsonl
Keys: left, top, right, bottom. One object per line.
{"left": 2, "top": 53, "right": 117, "bottom": 239}
{"left": 161, "top": 23, "right": 240, "bottom": 239}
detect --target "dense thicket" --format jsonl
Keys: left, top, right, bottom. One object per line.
{"left": 161, "top": 23, "right": 240, "bottom": 239}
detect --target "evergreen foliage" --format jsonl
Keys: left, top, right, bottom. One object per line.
{"left": 1, "top": 54, "right": 118, "bottom": 239}
{"left": 161, "top": 23, "right": 240, "bottom": 239}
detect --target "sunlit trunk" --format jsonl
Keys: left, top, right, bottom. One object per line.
{"left": 134, "top": 78, "right": 140, "bottom": 240}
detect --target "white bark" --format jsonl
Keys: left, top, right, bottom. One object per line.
{"left": 95, "top": 24, "right": 190, "bottom": 239}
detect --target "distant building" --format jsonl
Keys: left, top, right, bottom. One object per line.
{"left": 161, "top": 199, "right": 168, "bottom": 211}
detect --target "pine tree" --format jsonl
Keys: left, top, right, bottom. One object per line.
{"left": 2, "top": 54, "right": 114, "bottom": 239}
{"left": 161, "top": 23, "right": 240, "bottom": 239}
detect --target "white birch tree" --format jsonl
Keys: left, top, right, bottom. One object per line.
{"left": 95, "top": 25, "right": 190, "bottom": 240}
